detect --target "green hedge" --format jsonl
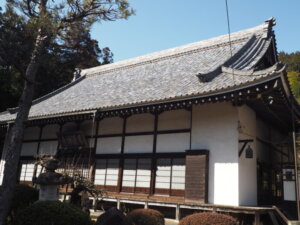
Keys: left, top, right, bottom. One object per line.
{"left": 13, "top": 201, "right": 92, "bottom": 225}
{"left": 11, "top": 184, "right": 39, "bottom": 212}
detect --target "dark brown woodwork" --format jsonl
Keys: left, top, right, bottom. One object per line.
{"left": 185, "top": 150, "right": 209, "bottom": 203}
{"left": 121, "top": 186, "right": 150, "bottom": 194}
{"left": 95, "top": 185, "right": 119, "bottom": 192}
{"left": 90, "top": 120, "right": 100, "bottom": 182}
{"left": 117, "top": 117, "right": 127, "bottom": 193}
{"left": 150, "top": 113, "right": 159, "bottom": 195}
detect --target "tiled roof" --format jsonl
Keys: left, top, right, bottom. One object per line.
{"left": 0, "top": 18, "right": 282, "bottom": 122}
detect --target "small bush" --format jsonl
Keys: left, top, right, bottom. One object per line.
{"left": 95, "top": 207, "right": 126, "bottom": 225}
{"left": 11, "top": 184, "right": 39, "bottom": 212}
{"left": 125, "top": 208, "right": 165, "bottom": 225}
{"left": 8, "top": 184, "right": 39, "bottom": 223}
{"left": 179, "top": 212, "right": 238, "bottom": 225}
{"left": 13, "top": 201, "right": 92, "bottom": 225}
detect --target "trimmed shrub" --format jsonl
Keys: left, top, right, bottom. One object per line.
{"left": 13, "top": 201, "right": 92, "bottom": 225}
{"left": 179, "top": 212, "right": 238, "bottom": 225}
{"left": 8, "top": 184, "right": 39, "bottom": 223}
{"left": 11, "top": 184, "right": 39, "bottom": 212}
{"left": 125, "top": 208, "right": 165, "bottom": 225}
{"left": 95, "top": 207, "right": 126, "bottom": 225}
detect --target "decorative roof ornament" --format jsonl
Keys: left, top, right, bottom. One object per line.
{"left": 72, "top": 68, "right": 82, "bottom": 81}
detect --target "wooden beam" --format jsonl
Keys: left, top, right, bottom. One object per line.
{"left": 254, "top": 212, "right": 260, "bottom": 225}
{"left": 268, "top": 211, "right": 279, "bottom": 225}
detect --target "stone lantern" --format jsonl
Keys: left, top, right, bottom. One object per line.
{"left": 35, "top": 157, "right": 71, "bottom": 201}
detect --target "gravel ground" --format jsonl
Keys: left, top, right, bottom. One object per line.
{"left": 165, "top": 218, "right": 179, "bottom": 225}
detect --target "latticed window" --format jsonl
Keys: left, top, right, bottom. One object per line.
{"left": 95, "top": 159, "right": 119, "bottom": 191}
{"left": 155, "top": 157, "right": 185, "bottom": 196}
{"left": 19, "top": 160, "right": 35, "bottom": 182}
{"left": 122, "top": 158, "right": 151, "bottom": 193}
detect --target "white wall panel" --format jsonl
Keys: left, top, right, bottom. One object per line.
{"left": 284, "top": 182, "right": 296, "bottom": 201}
{"left": 156, "top": 133, "right": 189, "bottom": 153}
{"left": 96, "top": 137, "right": 122, "bottom": 154}
{"left": 158, "top": 109, "right": 190, "bottom": 130}
{"left": 23, "top": 127, "right": 40, "bottom": 140}
{"left": 124, "top": 135, "right": 153, "bottom": 153}
{"left": 214, "top": 163, "right": 239, "bottom": 206}
{"left": 80, "top": 120, "right": 97, "bottom": 136}
{"left": 62, "top": 122, "right": 77, "bottom": 132}
{"left": 39, "top": 141, "right": 58, "bottom": 155}
{"left": 21, "top": 142, "right": 38, "bottom": 156}
{"left": 126, "top": 114, "right": 154, "bottom": 132}
{"left": 238, "top": 105, "right": 257, "bottom": 206}
{"left": 41, "top": 124, "right": 60, "bottom": 139}
{"left": 99, "top": 117, "right": 123, "bottom": 134}
{"left": 191, "top": 102, "right": 239, "bottom": 206}
{"left": 0, "top": 129, "right": 11, "bottom": 185}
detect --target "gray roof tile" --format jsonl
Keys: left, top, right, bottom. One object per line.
{"left": 0, "top": 19, "right": 281, "bottom": 122}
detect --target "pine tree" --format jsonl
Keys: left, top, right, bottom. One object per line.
{"left": 0, "top": 1, "right": 133, "bottom": 224}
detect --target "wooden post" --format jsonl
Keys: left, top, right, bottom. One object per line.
{"left": 92, "top": 198, "right": 97, "bottom": 212}
{"left": 175, "top": 204, "right": 180, "bottom": 221}
{"left": 117, "top": 198, "right": 121, "bottom": 210}
{"left": 254, "top": 212, "right": 260, "bottom": 225}
{"left": 144, "top": 201, "right": 148, "bottom": 209}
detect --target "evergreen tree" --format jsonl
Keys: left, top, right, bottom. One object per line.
{"left": 0, "top": 0, "right": 133, "bottom": 224}
{"left": 279, "top": 51, "right": 300, "bottom": 101}
{"left": 0, "top": 7, "right": 114, "bottom": 111}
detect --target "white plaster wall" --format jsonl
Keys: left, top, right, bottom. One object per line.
{"left": 191, "top": 102, "right": 239, "bottom": 206}
{"left": 238, "top": 105, "right": 257, "bottom": 206}
{"left": 158, "top": 109, "right": 190, "bottom": 130}
{"left": 80, "top": 120, "right": 97, "bottom": 136}
{"left": 124, "top": 135, "right": 153, "bottom": 153}
{"left": 0, "top": 129, "right": 11, "bottom": 185}
{"left": 99, "top": 117, "right": 123, "bottom": 134}
{"left": 41, "top": 124, "right": 60, "bottom": 139}
{"left": 23, "top": 127, "right": 40, "bottom": 140}
{"left": 283, "top": 168, "right": 296, "bottom": 201}
{"left": 96, "top": 137, "right": 122, "bottom": 154}
{"left": 39, "top": 141, "right": 58, "bottom": 155}
{"left": 283, "top": 182, "right": 296, "bottom": 201}
{"left": 156, "top": 133, "right": 190, "bottom": 153}
{"left": 62, "top": 122, "right": 77, "bottom": 132}
{"left": 126, "top": 114, "right": 154, "bottom": 132}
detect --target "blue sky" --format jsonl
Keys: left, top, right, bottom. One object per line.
{"left": 92, "top": 0, "right": 300, "bottom": 62}
{"left": 0, "top": 0, "right": 299, "bottom": 62}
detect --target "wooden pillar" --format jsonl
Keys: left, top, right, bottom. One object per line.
{"left": 117, "top": 198, "right": 121, "bottom": 210}
{"left": 144, "top": 201, "right": 149, "bottom": 209}
{"left": 253, "top": 212, "right": 260, "bottom": 225}
{"left": 150, "top": 113, "right": 159, "bottom": 195}
{"left": 117, "top": 116, "right": 127, "bottom": 193}
{"left": 175, "top": 204, "right": 180, "bottom": 221}
{"left": 90, "top": 118, "right": 100, "bottom": 182}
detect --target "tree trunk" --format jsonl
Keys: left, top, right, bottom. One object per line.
{"left": 0, "top": 32, "right": 47, "bottom": 225}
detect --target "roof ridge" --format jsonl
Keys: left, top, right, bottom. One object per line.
{"left": 82, "top": 21, "right": 271, "bottom": 77}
